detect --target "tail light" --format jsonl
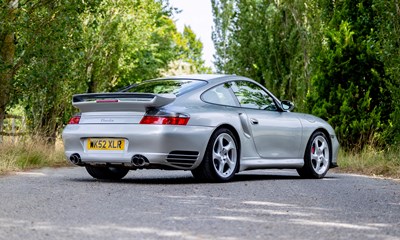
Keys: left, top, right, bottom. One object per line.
{"left": 140, "top": 110, "right": 189, "bottom": 125}
{"left": 140, "top": 116, "right": 189, "bottom": 125}
{"left": 96, "top": 99, "right": 119, "bottom": 103}
{"left": 68, "top": 115, "right": 81, "bottom": 124}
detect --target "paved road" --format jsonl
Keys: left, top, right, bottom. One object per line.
{"left": 0, "top": 167, "right": 399, "bottom": 240}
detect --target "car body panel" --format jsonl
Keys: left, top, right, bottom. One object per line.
{"left": 243, "top": 109, "right": 303, "bottom": 159}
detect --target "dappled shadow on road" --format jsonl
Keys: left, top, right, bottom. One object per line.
{"left": 67, "top": 171, "right": 338, "bottom": 185}
{"left": 233, "top": 173, "right": 301, "bottom": 182}
{"left": 234, "top": 172, "right": 338, "bottom": 182}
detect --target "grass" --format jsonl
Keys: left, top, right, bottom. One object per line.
{"left": 0, "top": 137, "right": 70, "bottom": 175}
{"left": 336, "top": 146, "right": 400, "bottom": 179}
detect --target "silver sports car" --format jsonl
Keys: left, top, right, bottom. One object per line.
{"left": 62, "top": 74, "right": 339, "bottom": 182}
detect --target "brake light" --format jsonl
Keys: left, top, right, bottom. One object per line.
{"left": 140, "top": 116, "right": 189, "bottom": 125}
{"left": 68, "top": 116, "right": 81, "bottom": 124}
{"left": 96, "top": 99, "right": 119, "bottom": 103}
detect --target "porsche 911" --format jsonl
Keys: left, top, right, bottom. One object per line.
{"left": 62, "top": 74, "right": 339, "bottom": 182}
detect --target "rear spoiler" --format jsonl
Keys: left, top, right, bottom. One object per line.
{"left": 72, "top": 93, "right": 176, "bottom": 112}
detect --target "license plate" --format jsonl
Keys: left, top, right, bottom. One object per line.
{"left": 87, "top": 138, "right": 125, "bottom": 151}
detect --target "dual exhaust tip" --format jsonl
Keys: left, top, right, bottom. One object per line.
{"left": 131, "top": 155, "right": 149, "bottom": 167}
{"left": 69, "top": 153, "right": 149, "bottom": 167}
{"left": 69, "top": 153, "right": 82, "bottom": 165}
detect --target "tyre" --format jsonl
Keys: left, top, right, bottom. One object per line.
{"left": 85, "top": 165, "right": 129, "bottom": 180}
{"left": 192, "top": 128, "right": 239, "bottom": 182}
{"left": 297, "top": 131, "right": 330, "bottom": 179}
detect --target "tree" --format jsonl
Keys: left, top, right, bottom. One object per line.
{"left": 161, "top": 25, "right": 211, "bottom": 75}
{"left": 307, "top": 0, "right": 394, "bottom": 150}
{"left": 12, "top": 0, "right": 85, "bottom": 143}
{"left": 373, "top": 0, "right": 400, "bottom": 145}
{"left": 0, "top": 0, "right": 18, "bottom": 141}
{"left": 211, "top": 0, "right": 235, "bottom": 72}
{"left": 211, "top": 0, "right": 313, "bottom": 111}
{"left": 1, "top": 0, "right": 210, "bottom": 144}
{"left": 212, "top": 0, "right": 400, "bottom": 150}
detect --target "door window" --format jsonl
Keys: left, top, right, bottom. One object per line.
{"left": 231, "top": 81, "right": 277, "bottom": 111}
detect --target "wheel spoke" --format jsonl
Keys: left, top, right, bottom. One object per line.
{"left": 313, "top": 140, "right": 319, "bottom": 154}
{"left": 226, "top": 154, "right": 235, "bottom": 169}
{"left": 311, "top": 142, "right": 318, "bottom": 160}
{"left": 319, "top": 141, "right": 326, "bottom": 153}
{"left": 213, "top": 151, "right": 222, "bottom": 162}
{"left": 311, "top": 152, "right": 319, "bottom": 161}
{"left": 224, "top": 141, "right": 235, "bottom": 151}
{"left": 218, "top": 160, "right": 225, "bottom": 173}
{"left": 316, "top": 159, "right": 322, "bottom": 172}
{"left": 219, "top": 137, "right": 225, "bottom": 150}
{"left": 321, "top": 155, "right": 329, "bottom": 165}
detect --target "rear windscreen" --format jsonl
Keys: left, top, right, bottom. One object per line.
{"left": 123, "top": 79, "right": 207, "bottom": 96}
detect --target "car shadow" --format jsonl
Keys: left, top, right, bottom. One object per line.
{"left": 68, "top": 171, "right": 338, "bottom": 185}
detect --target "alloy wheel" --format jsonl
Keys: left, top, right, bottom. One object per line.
{"left": 212, "top": 133, "right": 237, "bottom": 178}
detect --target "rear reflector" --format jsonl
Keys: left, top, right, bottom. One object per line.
{"left": 140, "top": 116, "right": 189, "bottom": 125}
{"left": 68, "top": 116, "right": 81, "bottom": 124}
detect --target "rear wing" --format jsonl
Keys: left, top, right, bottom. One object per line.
{"left": 72, "top": 93, "right": 176, "bottom": 112}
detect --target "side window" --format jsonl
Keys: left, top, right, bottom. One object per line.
{"left": 231, "top": 81, "right": 277, "bottom": 111}
{"left": 202, "top": 83, "right": 238, "bottom": 106}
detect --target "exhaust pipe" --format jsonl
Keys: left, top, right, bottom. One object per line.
{"left": 131, "top": 155, "right": 149, "bottom": 167}
{"left": 69, "top": 153, "right": 82, "bottom": 165}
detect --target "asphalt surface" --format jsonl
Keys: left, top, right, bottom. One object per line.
{"left": 0, "top": 167, "right": 399, "bottom": 240}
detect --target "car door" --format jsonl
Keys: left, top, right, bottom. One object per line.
{"left": 230, "top": 80, "right": 303, "bottom": 159}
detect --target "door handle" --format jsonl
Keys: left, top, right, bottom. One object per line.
{"left": 250, "top": 118, "right": 259, "bottom": 125}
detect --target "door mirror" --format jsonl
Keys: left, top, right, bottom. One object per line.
{"left": 281, "top": 100, "right": 294, "bottom": 111}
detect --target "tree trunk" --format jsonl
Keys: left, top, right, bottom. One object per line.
{"left": 0, "top": 111, "right": 4, "bottom": 143}
{"left": 87, "top": 62, "right": 97, "bottom": 93}
{"left": 0, "top": 0, "right": 18, "bottom": 144}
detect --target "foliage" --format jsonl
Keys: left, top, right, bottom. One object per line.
{"left": 211, "top": 0, "right": 314, "bottom": 111}
{"left": 308, "top": 0, "right": 394, "bottom": 150}
{"left": 180, "top": 26, "right": 209, "bottom": 73}
{"left": 211, "top": 0, "right": 235, "bottom": 72}
{"left": 372, "top": 0, "right": 400, "bottom": 145}
{"left": 212, "top": 0, "right": 400, "bottom": 150}
{"left": 0, "top": 0, "right": 209, "bottom": 143}
{"left": 12, "top": 0, "right": 86, "bottom": 142}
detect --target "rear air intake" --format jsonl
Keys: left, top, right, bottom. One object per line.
{"left": 166, "top": 151, "right": 199, "bottom": 168}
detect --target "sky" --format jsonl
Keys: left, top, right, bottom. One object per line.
{"left": 169, "top": 0, "right": 215, "bottom": 70}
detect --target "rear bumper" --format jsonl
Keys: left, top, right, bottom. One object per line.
{"left": 62, "top": 124, "right": 214, "bottom": 169}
